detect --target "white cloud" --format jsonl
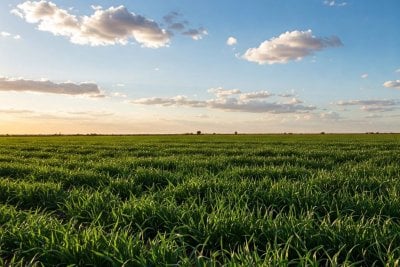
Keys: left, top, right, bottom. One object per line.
{"left": 90, "top": 5, "right": 102, "bottom": 10}
{"left": 14, "top": 1, "right": 170, "bottom": 48}
{"left": 1, "top": 31, "right": 21, "bottom": 39}
{"left": 1, "top": 31, "right": 11, "bottom": 37}
{"left": 112, "top": 92, "right": 127, "bottom": 98}
{"left": 383, "top": 80, "right": 400, "bottom": 90}
{"left": 396, "top": 69, "right": 400, "bottom": 73}
{"left": 286, "top": 98, "right": 303, "bottom": 104}
{"left": 226, "top": 36, "right": 237, "bottom": 46}
{"left": 239, "top": 90, "right": 272, "bottom": 100}
{"left": 242, "top": 30, "right": 342, "bottom": 64}
{"left": 131, "top": 88, "right": 315, "bottom": 114}
{"left": 0, "top": 77, "right": 103, "bottom": 96}
{"left": 361, "top": 73, "right": 368, "bottom": 79}
{"left": 323, "top": 1, "right": 347, "bottom": 7}
{"left": 208, "top": 87, "right": 242, "bottom": 98}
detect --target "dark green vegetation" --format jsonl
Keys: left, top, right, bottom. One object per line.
{"left": 0, "top": 134, "right": 400, "bottom": 266}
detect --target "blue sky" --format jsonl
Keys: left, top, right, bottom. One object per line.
{"left": 0, "top": 0, "right": 399, "bottom": 133}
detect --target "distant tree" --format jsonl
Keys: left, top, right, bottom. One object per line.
{"left": 320, "top": 131, "right": 325, "bottom": 135}
{"left": 196, "top": 130, "right": 201, "bottom": 135}
{"left": 234, "top": 131, "right": 238, "bottom": 135}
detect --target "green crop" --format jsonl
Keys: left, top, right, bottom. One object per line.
{"left": 0, "top": 134, "right": 399, "bottom": 266}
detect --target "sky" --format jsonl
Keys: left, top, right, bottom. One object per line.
{"left": 0, "top": 0, "right": 399, "bottom": 134}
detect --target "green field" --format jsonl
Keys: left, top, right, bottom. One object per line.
{"left": 0, "top": 134, "right": 400, "bottom": 266}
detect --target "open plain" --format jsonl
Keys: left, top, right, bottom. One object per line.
{"left": 0, "top": 134, "right": 400, "bottom": 265}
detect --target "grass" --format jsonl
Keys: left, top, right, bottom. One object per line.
{"left": 0, "top": 134, "right": 399, "bottom": 266}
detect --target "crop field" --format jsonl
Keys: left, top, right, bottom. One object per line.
{"left": 0, "top": 134, "right": 400, "bottom": 266}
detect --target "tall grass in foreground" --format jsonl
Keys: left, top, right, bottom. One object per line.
{"left": 0, "top": 134, "right": 399, "bottom": 265}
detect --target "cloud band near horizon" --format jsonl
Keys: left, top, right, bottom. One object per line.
{"left": 131, "top": 88, "right": 315, "bottom": 114}
{"left": 0, "top": 77, "right": 103, "bottom": 96}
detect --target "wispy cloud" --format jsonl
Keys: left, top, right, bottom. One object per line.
{"left": 208, "top": 87, "right": 242, "bottom": 98}
{"left": 278, "top": 93, "right": 296, "bottom": 98}
{"left": 361, "top": 73, "right": 368, "bottom": 79}
{"left": 13, "top": 1, "right": 170, "bottom": 48}
{"left": 0, "top": 109, "right": 32, "bottom": 114}
{"left": 206, "top": 97, "right": 314, "bottom": 114}
{"left": 1, "top": 31, "right": 21, "bottom": 40}
{"left": 239, "top": 90, "right": 272, "bottom": 100}
{"left": 383, "top": 80, "right": 400, "bottom": 90}
{"left": 320, "top": 111, "right": 342, "bottom": 120}
{"left": 132, "top": 95, "right": 207, "bottom": 107}
{"left": 337, "top": 99, "right": 400, "bottom": 112}
{"left": 131, "top": 88, "right": 315, "bottom": 114}
{"left": 323, "top": 1, "right": 347, "bottom": 7}
{"left": 163, "top": 11, "right": 207, "bottom": 40}
{"left": 242, "top": 30, "right": 342, "bottom": 65}
{"left": 182, "top": 28, "right": 208, "bottom": 40}
{"left": 0, "top": 77, "right": 104, "bottom": 96}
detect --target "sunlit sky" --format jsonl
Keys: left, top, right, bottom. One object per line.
{"left": 1, "top": 0, "right": 399, "bottom": 134}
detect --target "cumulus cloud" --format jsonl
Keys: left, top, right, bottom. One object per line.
{"left": 226, "top": 36, "right": 237, "bottom": 46}
{"left": 323, "top": 1, "right": 347, "bottom": 7}
{"left": 337, "top": 99, "right": 399, "bottom": 112}
{"left": 383, "top": 80, "right": 400, "bottom": 90}
{"left": 13, "top": 1, "right": 170, "bottom": 47}
{"left": 131, "top": 88, "right": 315, "bottom": 114}
{"left": 242, "top": 30, "right": 342, "bottom": 64}
{"left": 0, "top": 77, "right": 103, "bottom": 96}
